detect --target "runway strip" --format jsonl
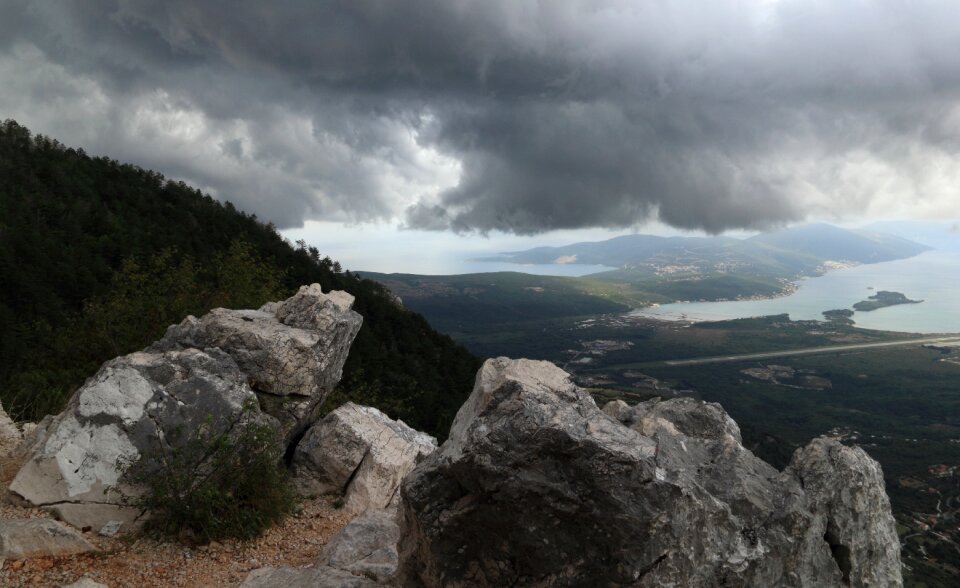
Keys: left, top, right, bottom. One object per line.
{"left": 660, "top": 336, "right": 960, "bottom": 367}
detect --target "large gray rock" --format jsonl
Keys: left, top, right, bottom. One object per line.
{"left": 320, "top": 509, "right": 400, "bottom": 582}
{"left": 0, "top": 518, "right": 97, "bottom": 559}
{"left": 9, "top": 285, "right": 362, "bottom": 532}
{"left": 397, "top": 357, "right": 903, "bottom": 587}
{"left": 156, "top": 284, "right": 363, "bottom": 443}
{"left": 9, "top": 348, "right": 263, "bottom": 531}
{"left": 240, "top": 565, "right": 380, "bottom": 587}
{"left": 292, "top": 402, "right": 436, "bottom": 513}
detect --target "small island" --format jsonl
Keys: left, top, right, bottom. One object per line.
{"left": 853, "top": 290, "right": 923, "bottom": 312}
{"left": 822, "top": 308, "right": 855, "bottom": 323}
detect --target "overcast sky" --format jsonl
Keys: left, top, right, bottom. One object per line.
{"left": 3, "top": 0, "right": 960, "bottom": 268}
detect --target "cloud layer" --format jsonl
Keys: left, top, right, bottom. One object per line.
{"left": 3, "top": 1, "right": 960, "bottom": 232}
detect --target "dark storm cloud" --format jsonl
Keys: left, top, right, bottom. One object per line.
{"left": 3, "top": 1, "right": 960, "bottom": 231}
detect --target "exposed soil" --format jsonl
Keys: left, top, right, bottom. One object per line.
{"left": 0, "top": 452, "right": 352, "bottom": 588}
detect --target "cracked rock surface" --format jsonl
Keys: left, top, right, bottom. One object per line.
{"left": 155, "top": 283, "right": 363, "bottom": 443}
{"left": 319, "top": 508, "right": 400, "bottom": 581}
{"left": 292, "top": 402, "right": 436, "bottom": 513}
{"left": 397, "top": 357, "right": 903, "bottom": 587}
{"left": 8, "top": 285, "right": 362, "bottom": 533}
{"left": 240, "top": 564, "right": 380, "bottom": 587}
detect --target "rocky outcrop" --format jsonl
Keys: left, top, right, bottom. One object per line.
{"left": 787, "top": 438, "right": 903, "bottom": 587}
{"left": 9, "top": 285, "right": 362, "bottom": 532}
{"left": 292, "top": 402, "right": 436, "bottom": 513}
{"left": 0, "top": 519, "right": 97, "bottom": 559}
{"left": 155, "top": 284, "right": 363, "bottom": 443}
{"left": 10, "top": 348, "right": 258, "bottom": 531}
{"left": 320, "top": 509, "right": 400, "bottom": 582}
{"left": 397, "top": 357, "right": 903, "bottom": 587}
{"left": 240, "top": 565, "right": 379, "bottom": 587}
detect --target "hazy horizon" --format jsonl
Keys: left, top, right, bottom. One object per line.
{"left": 281, "top": 218, "right": 960, "bottom": 275}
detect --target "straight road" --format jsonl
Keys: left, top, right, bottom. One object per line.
{"left": 657, "top": 336, "right": 960, "bottom": 367}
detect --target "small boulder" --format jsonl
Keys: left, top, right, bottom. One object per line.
{"left": 320, "top": 509, "right": 399, "bottom": 582}
{"left": 292, "top": 402, "right": 436, "bottom": 513}
{"left": 240, "top": 565, "right": 380, "bottom": 587}
{"left": 0, "top": 401, "right": 21, "bottom": 455}
{"left": 0, "top": 519, "right": 97, "bottom": 559}
{"left": 62, "top": 578, "right": 108, "bottom": 588}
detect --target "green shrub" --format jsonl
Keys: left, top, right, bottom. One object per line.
{"left": 121, "top": 408, "right": 296, "bottom": 543}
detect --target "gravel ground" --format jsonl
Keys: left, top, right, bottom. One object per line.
{"left": 0, "top": 453, "right": 353, "bottom": 587}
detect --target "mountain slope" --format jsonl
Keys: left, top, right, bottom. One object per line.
{"left": 862, "top": 220, "right": 960, "bottom": 252}
{"left": 360, "top": 225, "right": 930, "bottom": 346}
{"left": 0, "top": 119, "right": 479, "bottom": 437}
{"left": 359, "top": 271, "right": 637, "bottom": 333}
{"left": 490, "top": 224, "right": 929, "bottom": 283}
{"left": 748, "top": 223, "right": 931, "bottom": 263}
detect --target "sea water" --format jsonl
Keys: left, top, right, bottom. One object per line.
{"left": 629, "top": 251, "right": 960, "bottom": 334}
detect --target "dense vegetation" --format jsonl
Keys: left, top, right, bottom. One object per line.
{"left": 122, "top": 402, "right": 296, "bottom": 542}
{"left": 0, "top": 119, "right": 480, "bottom": 438}
{"left": 362, "top": 270, "right": 789, "bottom": 339}
{"left": 361, "top": 271, "right": 636, "bottom": 333}
{"left": 854, "top": 290, "right": 923, "bottom": 312}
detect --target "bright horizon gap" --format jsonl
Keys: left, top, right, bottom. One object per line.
{"left": 281, "top": 217, "right": 960, "bottom": 275}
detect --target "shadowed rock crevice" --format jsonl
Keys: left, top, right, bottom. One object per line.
{"left": 825, "top": 520, "right": 853, "bottom": 585}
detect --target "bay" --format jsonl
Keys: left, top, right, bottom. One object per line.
{"left": 629, "top": 251, "right": 960, "bottom": 334}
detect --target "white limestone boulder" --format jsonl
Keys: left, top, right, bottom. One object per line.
{"left": 62, "top": 579, "right": 109, "bottom": 588}
{"left": 9, "top": 348, "right": 262, "bottom": 531}
{"left": 156, "top": 284, "right": 363, "bottom": 443}
{"left": 320, "top": 509, "right": 399, "bottom": 582}
{"left": 0, "top": 518, "right": 97, "bottom": 559}
{"left": 292, "top": 403, "right": 436, "bottom": 513}
{"left": 240, "top": 565, "right": 379, "bottom": 587}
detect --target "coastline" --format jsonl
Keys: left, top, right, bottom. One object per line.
{"left": 626, "top": 251, "right": 957, "bottom": 334}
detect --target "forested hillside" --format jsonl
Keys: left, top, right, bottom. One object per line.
{"left": 0, "top": 120, "right": 479, "bottom": 438}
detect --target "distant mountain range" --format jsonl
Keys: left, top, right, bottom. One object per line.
{"left": 483, "top": 224, "right": 931, "bottom": 282}
{"left": 862, "top": 220, "right": 960, "bottom": 252}
{"left": 364, "top": 224, "right": 932, "bottom": 338}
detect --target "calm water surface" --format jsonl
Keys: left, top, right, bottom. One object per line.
{"left": 629, "top": 251, "right": 960, "bottom": 334}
